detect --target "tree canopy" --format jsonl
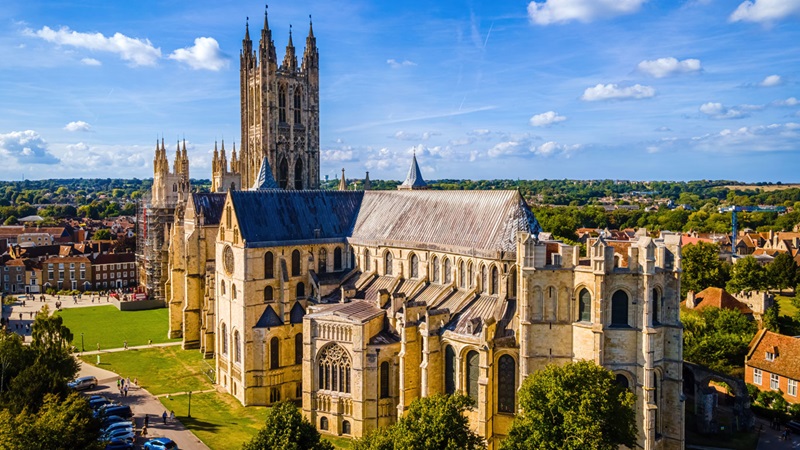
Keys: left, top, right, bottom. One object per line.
{"left": 501, "top": 360, "right": 637, "bottom": 450}
{"left": 243, "top": 401, "right": 333, "bottom": 450}
{"left": 682, "top": 306, "right": 757, "bottom": 375}
{"left": 681, "top": 242, "right": 728, "bottom": 298}
{"left": 352, "top": 394, "right": 485, "bottom": 450}
{"left": 726, "top": 256, "right": 767, "bottom": 294}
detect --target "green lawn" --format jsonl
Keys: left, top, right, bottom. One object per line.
{"left": 776, "top": 294, "right": 797, "bottom": 318}
{"left": 56, "top": 305, "right": 178, "bottom": 350}
{"left": 80, "top": 346, "right": 213, "bottom": 396}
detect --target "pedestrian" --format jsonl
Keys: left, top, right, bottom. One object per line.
{"left": 141, "top": 425, "right": 148, "bottom": 438}
{"left": 169, "top": 410, "right": 175, "bottom": 422}
{"left": 148, "top": 339, "right": 152, "bottom": 346}
{"left": 18, "top": 313, "right": 22, "bottom": 321}
{"left": 123, "top": 339, "right": 128, "bottom": 350}
{"left": 28, "top": 311, "right": 32, "bottom": 319}
{"left": 162, "top": 411, "right": 167, "bottom": 424}
{"left": 133, "top": 377, "right": 138, "bottom": 387}
{"left": 126, "top": 377, "right": 131, "bottom": 387}
{"left": 144, "top": 414, "right": 149, "bottom": 428}
{"left": 123, "top": 384, "right": 128, "bottom": 397}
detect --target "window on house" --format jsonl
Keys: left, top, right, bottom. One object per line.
{"left": 766, "top": 352, "right": 776, "bottom": 362}
{"left": 490, "top": 266, "right": 498, "bottom": 295}
{"left": 342, "top": 420, "right": 351, "bottom": 435}
{"left": 265, "top": 252, "right": 274, "bottom": 279}
{"left": 270, "top": 337, "right": 280, "bottom": 370}
{"left": 466, "top": 350, "right": 479, "bottom": 403}
{"left": 481, "top": 265, "right": 488, "bottom": 293}
{"left": 611, "top": 290, "right": 629, "bottom": 327}
{"left": 320, "top": 417, "right": 328, "bottom": 431}
{"left": 578, "top": 288, "right": 592, "bottom": 322}
{"left": 497, "top": 355, "right": 516, "bottom": 413}
{"left": 789, "top": 379, "right": 797, "bottom": 397}
{"left": 317, "top": 344, "right": 351, "bottom": 393}
{"left": 445, "top": 345, "right": 456, "bottom": 395}
{"left": 771, "top": 373, "right": 780, "bottom": 390}
{"left": 753, "top": 368, "right": 762, "bottom": 385}
{"left": 468, "top": 263, "right": 473, "bottom": 288}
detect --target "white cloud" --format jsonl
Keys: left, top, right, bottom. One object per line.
{"left": 581, "top": 83, "right": 655, "bottom": 101}
{"left": 321, "top": 149, "right": 355, "bottom": 162}
{"left": 773, "top": 97, "right": 799, "bottom": 106}
{"left": 0, "top": 130, "right": 60, "bottom": 164}
{"left": 760, "top": 74, "right": 782, "bottom": 86}
{"left": 168, "top": 37, "right": 228, "bottom": 71}
{"left": 532, "top": 141, "right": 581, "bottom": 156}
{"left": 637, "top": 57, "right": 701, "bottom": 78}
{"left": 81, "top": 57, "right": 101, "bottom": 66}
{"left": 488, "top": 141, "right": 525, "bottom": 157}
{"left": 64, "top": 121, "right": 91, "bottom": 132}
{"left": 730, "top": 0, "right": 800, "bottom": 23}
{"left": 699, "top": 102, "right": 746, "bottom": 119}
{"left": 29, "top": 26, "right": 161, "bottom": 66}
{"left": 529, "top": 111, "right": 567, "bottom": 127}
{"left": 59, "top": 142, "right": 151, "bottom": 171}
{"left": 656, "top": 126, "right": 672, "bottom": 132}
{"left": 528, "top": 0, "right": 647, "bottom": 25}
{"left": 387, "top": 59, "right": 416, "bottom": 69}
{"left": 392, "top": 131, "right": 438, "bottom": 141}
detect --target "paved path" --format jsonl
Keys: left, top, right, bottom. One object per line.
{"left": 754, "top": 417, "right": 800, "bottom": 450}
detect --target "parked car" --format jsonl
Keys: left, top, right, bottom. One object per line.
{"left": 143, "top": 437, "right": 179, "bottom": 450}
{"left": 68, "top": 376, "right": 98, "bottom": 391}
{"left": 94, "top": 405, "right": 133, "bottom": 419}
{"left": 101, "top": 428, "right": 135, "bottom": 443}
{"left": 90, "top": 398, "right": 115, "bottom": 410}
{"left": 101, "top": 421, "right": 134, "bottom": 434}
{"left": 100, "top": 415, "right": 128, "bottom": 428}
{"left": 788, "top": 420, "right": 800, "bottom": 433}
{"left": 104, "top": 438, "right": 134, "bottom": 450}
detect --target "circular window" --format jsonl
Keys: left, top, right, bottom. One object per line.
{"left": 223, "top": 245, "right": 235, "bottom": 275}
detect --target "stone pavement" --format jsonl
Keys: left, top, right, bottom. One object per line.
{"left": 754, "top": 417, "right": 800, "bottom": 450}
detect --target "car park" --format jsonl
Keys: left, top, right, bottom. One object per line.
{"left": 90, "top": 397, "right": 115, "bottom": 410}
{"left": 104, "top": 438, "right": 134, "bottom": 450}
{"left": 100, "top": 415, "right": 129, "bottom": 428}
{"left": 68, "top": 376, "right": 98, "bottom": 391}
{"left": 102, "top": 428, "right": 135, "bottom": 443}
{"left": 143, "top": 437, "right": 179, "bottom": 450}
{"left": 101, "top": 421, "right": 134, "bottom": 434}
{"left": 94, "top": 404, "right": 133, "bottom": 419}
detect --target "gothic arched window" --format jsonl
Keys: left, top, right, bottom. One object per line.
{"left": 444, "top": 258, "right": 452, "bottom": 284}
{"left": 334, "top": 247, "right": 342, "bottom": 271}
{"left": 220, "top": 322, "right": 228, "bottom": 355}
{"left": 291, "top": 249, "right": 301, "bottom": 277}
{"left": 432, "top": 256, "right": 440, "bottom": 283}
{"left": 296, "top": 282, "right": 305, "bottom": 299}
{"left": 231, "top": 284, "right": 237, "bottom": 300}
{"left": 481, "top": 265, "right": 488, "bottom": 293}
{"left": 466, "top": 350, "right": 479, "bottom": 402}
{"left": 264, "top": 252, "right": 274, "bottom": 279}
{"left": 318, "top": 248, "right": 327, "bottom": 274}
{"left": 220, "top": 280, "right": 226, "bottom": 296}
{"left": 497, "top": 355, "right": 516, "bottom": 413}
{"left": 364, "top": 249, "right": 371, "bottom": 271}
{"left": 578, "top": 288, "right": 591, "bottom": 322}
{"left": 320, "top": 417, "right": 328, "bottom": 430}
{"left": 270, "top": 337, "right": 280, "bottom": 370}
{"left": 445, "top": 345, "right": 456, "bottom": 395}
{"left": 234, "top": 330, "right": 241, "bottom": 363}
{"left": 317, "top": 344, "right": 352, "bottom": 393}
{"left": 490, "top": 266, "right": 498, "bottom": 295}
{"left": 278, "top": 158, "right": 289, "bottom": 189}
{"left": 459, "top": 260, "right": 465, "bottom": 288}
{"left": 468, "top": 262, "right": 474, "bottom": 288}
{"left": 279, "top": 85, "right": 287, "bottom": 123}
{"left": 264, "top": 286, "right": 273, "bottom": 302}
{"left": 384, "top": 252, "right": 393, "bottom": 276}
{"left": 380, "top": 361, "right": 390, "bottom": 399}
{"left": 342, "top": 420, "right": 351, "bottom": 435}
{"left": 410, "top": 254, "right": 419, "bottom": 279}
{"left": 611, "top": 290, "right": 629, "bottom": 327}
{"left": 295, "top": 333, "right": 303, "bottom": 365}
{"left": 652, "top": 288, "right": 661, "bottom": 325}
{"left": 294, "top": 158, "right": 303, "bottom": 190}
{"left": 293, "top": 87, "right": 302, "bottom": 125}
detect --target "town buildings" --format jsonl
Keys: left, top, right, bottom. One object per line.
{"left": 745, "top": 330, "right": 800, "bottom": 405}
{"left": 158, "top": 9, "right": 686, "bottom": 449}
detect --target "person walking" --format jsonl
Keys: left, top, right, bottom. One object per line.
{"left": 141, "top": 425, "right": 148, "bottom": 438}
{"left": 123, "top": 339, "right": 128, "bottom": 350}
{"left": 123, "top": 384, "right": 128, "bottom": 397}
{"left": 169, "top": 410, "right": 175, "bottom": 422}
{"left": 162, "top": 411, "right": 168, "bottom": 424}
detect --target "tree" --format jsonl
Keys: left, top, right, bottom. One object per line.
{"left": 767, "top": 252, "right": 797, "bottom": 294}
{"left": 501, "top": 361, "right": 636, "bottom": 450}
{"left": 92, "top": 229, "right": 112, "bottom": 240}
{"left": 0, "top": 393, "right": 102, "bottom": 450}
{"left": 682, "top": 307, "right": 757, "bottom": 375}
{"left": 243, "top": 401, "right": 333, "bottom": 450}
{"left": 762, "top": 303, "right": 780, "bottom": 333}
{"left": 681, "top": 242, "right": 727, "bottom": 298}
{"left": 726, "top": 256, "right": 766, "bottom": 294}
{"left": 353, "top": 394, "right": 484, "bottom": 450}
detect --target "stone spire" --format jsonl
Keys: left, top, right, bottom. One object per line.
{"left": 364, "top": 171, "right": 371, "bottom": 191}
{"left": 302, "top": 15, "right": 318, "bottom": 71}
{"left": 398, "top": 152, "right": 428, "bottom": 190}
{"left": 251, "top": 156, "right": 279, "bottom": 190}
{"left": 338, "top": 168, "right": 347, "bottom": 191}
{"left": 282, "top": 25, "right": 297, "bottom": 71}
{"left": 260, "top": 5, "right": 277, "bottom": 63}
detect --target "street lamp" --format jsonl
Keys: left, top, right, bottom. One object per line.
{"left": 188, "top": 390, "right": 192, "bottom": 418}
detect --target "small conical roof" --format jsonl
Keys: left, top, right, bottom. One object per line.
{"left": 338, "top": 168, "right": 347, "bottom": 191}
{"left": 399, "top": 153, "right": 427, "bottom": 190}
{"left": 251, "top": 156, "right": 279, "bottom": 190}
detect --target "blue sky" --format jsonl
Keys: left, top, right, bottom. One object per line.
{"left": 1, "top": 0, "right": 799, "bottom": 182}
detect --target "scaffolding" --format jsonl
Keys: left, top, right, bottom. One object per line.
{"left": 135, "top": 196, "right": 176, "bottom": 301}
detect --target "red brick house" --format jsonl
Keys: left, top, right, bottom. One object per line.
{"left": 745, "top": 329, "right": 800, "bottom": 404}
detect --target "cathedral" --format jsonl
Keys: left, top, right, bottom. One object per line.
{"left": 150, "top": 8, "right": 685, "bottom": 450}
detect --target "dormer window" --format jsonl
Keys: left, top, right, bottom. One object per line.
{"left": 766, "top": 351, "right": 776, "bottom": 362}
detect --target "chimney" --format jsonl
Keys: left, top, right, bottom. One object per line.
{"left": 686, "top": 291, "right": 696, "bottom": 309}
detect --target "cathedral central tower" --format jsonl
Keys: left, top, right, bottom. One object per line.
{"left": 240, "top": 7, "right": 320, "bottom": 190}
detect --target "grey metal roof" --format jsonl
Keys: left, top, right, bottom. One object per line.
{"left": 352, "top": 190, "right": 535, "bottom": 253}
{"left": 190, "top": 192, "right": 227, "bottom": 225}
{"left": 251, "top": 157, "right": 279, "bottom": 190}
{"left": 307, "top": 300, "right": 385, "bottom": 323}
{"left": 400, "top": 154, "right": 427, "bottom": 188}
{"left": 447, "top": 294, "right": 501, "bottom": 336}
{"left": 230, "top": 190, "right": 364, "bottom": 247}
{"left": 254, "top": 305, "right": 283, "bottom": 328}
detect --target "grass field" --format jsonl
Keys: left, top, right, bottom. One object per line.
{"left": 722, "top": 184, "right": 800, "bottom": 192}
{"left": 80, "top": 346, "right": 214, "bottom": 395}
{"left": 775, "top": 294, "right": 798, "bottom": 318}
{"left": 56, "top": 305, "right": 178, "bottom": 350}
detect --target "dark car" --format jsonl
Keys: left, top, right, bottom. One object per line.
{"left": 143, "top": 437, "right": 179, "bottom": 450}
{"left": 90, "top": 398, "right": 115, "bottom": 410}
{"left": 102, "top": 421, "right": 134, "bottom": 434}
{"left": 104, "top": 438, "right": 135, "bottom": 450}
{"left": 68, "top": 376, "right": 98, "bottom": 391}
{"left": 788, "top": 420, "right": 800, "bottom": 433}
{"left": 94, "top": 405, "right": 133, "bottom": 419}
{"left": 100, "top": 415, "right": 128, "bottom": 428}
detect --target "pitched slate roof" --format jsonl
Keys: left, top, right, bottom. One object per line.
{"left": 230, "top": 190, "right": 364, "bottom": 247}
{"left": 746, "top": 330, "right": 800, "bottom": 380}
{"left": 254, "top": 305, "right": 283, "bottom": 328}
{"left": 306, "top": 300, "right": 385, "bottom": 324}
{"left": 399, "top": 154, "right": 427, "bottom": 189}
{"left": 190, "top": 193, "right": 227, "bottom": 225}
{"left": 251, "top": 157, "right": 279, "bottom": 190}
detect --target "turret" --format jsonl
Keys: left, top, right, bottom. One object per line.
{"left": 338, "top": 168, "right": 347, "bottom": 191}
{"left": 259, "top": 5, "right": 277, "bottom": 65}
{"left": 302, "top": 15, "right": 318, "bottom": 73}
{"left": 212, "top": 141, "right": 220, "bottom": 173}
{"left": 282, "top": 26, "right": 297, "bottom": 72}
{"left": 398, "top": 152, "right": 428, "bottom": 190}
{"left": 364, "top": 171, "right": 371, "bottom": 191}
{"left": 220, "top": 140, "right": 228, "bottom": 173}
{"left": 231, "top": 142, "right": 239, "bottom": 173}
